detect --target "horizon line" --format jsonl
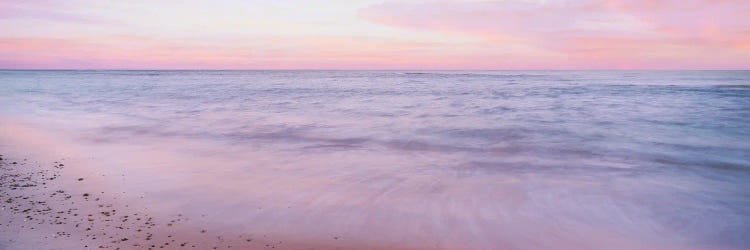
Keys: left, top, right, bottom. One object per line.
{"left": 2, "top": 68, "right": 749, "bottom": 71}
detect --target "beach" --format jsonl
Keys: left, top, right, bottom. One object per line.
{"left": 0, "top": 155, "right": 314, "bottom": 249}
{"left": 0, "top": 122, "right": 356, "bottom": 250}
{"left": 1, "top": 70, "right": 749, "bottom": 249}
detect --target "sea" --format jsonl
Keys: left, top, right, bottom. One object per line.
{"left": 1, "top": 70, "right": 749, "bottom": 249}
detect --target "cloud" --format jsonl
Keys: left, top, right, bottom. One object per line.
{"left": 359, "top": 1, "right": 644, "bottom": 39}
{"left": 0, "top": 1, "right": 105, "bottom": 23}
{"left": 1, "top": 0, "right": 748, "bottom": 69}
{"left": 0, "top": 36, "right": 465, "bottom": 69}
{"left": 359, "top": 0, "right": 750, "bottom": 68}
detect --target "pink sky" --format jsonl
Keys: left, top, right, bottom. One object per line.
{"left": 1, "top": 0, "right": 749, "bottom": 70}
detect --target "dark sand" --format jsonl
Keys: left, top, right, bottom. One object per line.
{"left": 0, "top": 154, "right": 342, "bottom": 250}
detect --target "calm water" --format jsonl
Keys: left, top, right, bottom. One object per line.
{"left": 1, "top": 70, "right": 749, "bottom": 249}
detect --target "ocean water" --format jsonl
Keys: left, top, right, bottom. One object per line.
{"left": 1, "top": 70, "right": 749, "bottom": 249}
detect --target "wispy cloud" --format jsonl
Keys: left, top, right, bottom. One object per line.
{"left": 0, "top": 1, "right": 113, "bottom": 23}
{"left": 359, "top": 0, "right": 750, "bottom": 69}
{"left": 0, "top": 0, "right": 748, "bottom": 69}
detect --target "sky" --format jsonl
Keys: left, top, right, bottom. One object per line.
{"left": 0, "top": 0, "right": 749, "bottom": 70}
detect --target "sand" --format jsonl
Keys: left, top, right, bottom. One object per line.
{"left": 0, "top": 154, "right": 312, "bottom": 250}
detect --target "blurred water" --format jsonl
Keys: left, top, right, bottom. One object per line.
{"left": 1, "top": 70, "right": 749, "bottom": 249}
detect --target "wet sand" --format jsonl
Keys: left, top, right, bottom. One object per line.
{"left": 0, "top": 154, "right": 361, "bottom": 250}
{"left": 0, "top": 122, "right": 444, "bottom": 250}
{"left": 0, "top": 155, "right": 229, "bottom": 249}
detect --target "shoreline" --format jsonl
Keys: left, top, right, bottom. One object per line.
{"left": 0, "top": 120, "right": 424, "bottom": 250}
{"left": 1, "top": 104, "right": 747, "bottom": 250}
{"left": 0, "top": 148, "right": 430, "bottom": 250}
{"left": 0, "top": 153, "right": 326, "bottom": 250}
